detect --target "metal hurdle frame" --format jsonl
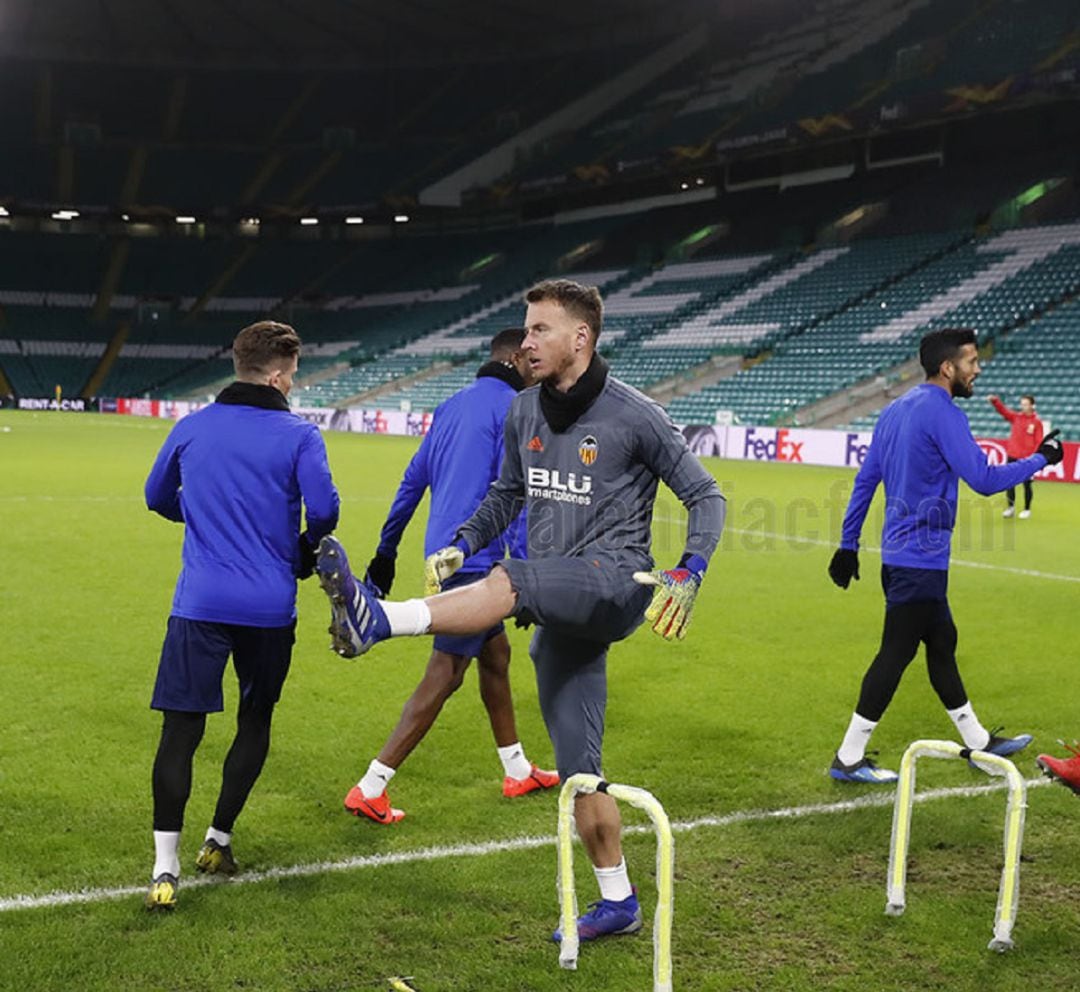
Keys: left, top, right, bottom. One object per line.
{"left": 885, "top": 739, "right": 1028, "bottom": 952}
{"left": 557, "top": 773, "right": 675, "bottom": 992}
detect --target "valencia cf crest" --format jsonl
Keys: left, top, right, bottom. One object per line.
{"left": 578, "top": 435, "right": 598, "bottom": 466}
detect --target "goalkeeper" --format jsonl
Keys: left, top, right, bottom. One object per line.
{"left": 343, "top": 328, "right": 558, "bottom": 825}
{"left": 316, "top": 279, "right": 725, "bottom": 943}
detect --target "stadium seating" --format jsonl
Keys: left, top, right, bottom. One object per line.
{"left": 961, "top": 297, "right": 1080, "bottom": 439}
{"left": 493, "top": 0, "right": 1080, "bottom": 197}
{"left": 2, "top": 208, "right": 1079, "bottom": 420}
{"left": 849, "top": 296, "right": 1080, "bottom": 440}
{"left": 0, "top": 45, "right": 650, "bottom": 218}
{"left": 667, "top": 224, "right": 1080, "bottom": 426}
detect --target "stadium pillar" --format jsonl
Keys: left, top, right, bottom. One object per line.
{"left": 92, "top": 239, "right": 131, "bottom": 323}
{"left": 184, "top": 244, "right": 259, "bottom": 321}
{"left": 81, "top": 319, "right": 131, "bottom": 400}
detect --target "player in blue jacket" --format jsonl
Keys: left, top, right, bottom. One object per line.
{"left": 827, "top": 327, "right": 1064, "bottom": 783}
{"left": 143, "top": 321, "right": 339, "bottom": 909}
{"left": 344, "top": 328, "right": 558, "bottom": 824}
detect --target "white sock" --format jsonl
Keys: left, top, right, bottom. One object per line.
{"left": 205, "top": 826, "right": 231, "bottom": 847}
{"left": 359, "top": 758, "right": 397, "bottom": 799}
{"left": 594, "top": 858, "right": 633, "bottom": 902}
{"left": 837, "top": 712, "right": 878, "bottom": 766}
{"left": 152, "top": 830, "right": 181, "bottom": 879}
{"left": 948, "top": 702, "right": 990, "bottom": 749}
{"left": 381, "top": 599, "right": 431, "bottom": 636}
{"left": 497, "top": 742, "right": 532, "bottom": 780}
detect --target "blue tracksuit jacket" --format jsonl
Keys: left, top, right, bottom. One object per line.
{"left": 376, "top": 371, "right": 525, "bottom": 572}
{"left": 145, "top": 399, "right": 339, "bottom": 626}
{"left": 841, "top": 383, "right": 1047, "bottom": 570}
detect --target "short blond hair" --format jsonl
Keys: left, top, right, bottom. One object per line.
{"left": 525, "top": 279, "right": 603, "bottom": 341}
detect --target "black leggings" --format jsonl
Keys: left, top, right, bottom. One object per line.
{"left": 151, "top": 700, "right": 275, "bottom": 833}
{"left": 855, "top": 600, "right": 967, "bottom": 722}
{"left": 1005, "top": 456, "right": 1033, "bottom": 510}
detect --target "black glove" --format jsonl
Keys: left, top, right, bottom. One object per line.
{"left": 297, "top": 532, "right": 317, "bottom": 580}
{"left": 365, "top": 553, "right": 396, "bottom": 598}
{"left": 828, "top": 548, "right": 860, "bottom": 589}
{"left": 1037, "top": 429, "right": 1063, "bottom": 466}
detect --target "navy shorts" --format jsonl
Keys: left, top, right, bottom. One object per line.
{"left": 881, "top": 565, "right": 949, "bottom": 608}
{"left": 151, "top": 616, "right": 296, "bottom": 714}
{"left": 432, "top": 570, "right": 506, "bottom": 658}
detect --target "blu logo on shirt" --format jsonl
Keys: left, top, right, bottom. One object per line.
{"left": 527, "top": 466, "right": 593, "bottom": 505}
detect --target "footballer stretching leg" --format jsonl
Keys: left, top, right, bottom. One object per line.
{"left": 317, "top": 278, "right": 726, "bottom": 944}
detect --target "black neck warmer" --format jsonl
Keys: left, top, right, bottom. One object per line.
{"left": 216, "top": 381, "right": 291, "bottom": 412}
{"left": 539, "top": 354, "right": 609, "bottom": 433}
{"left": 476, "top": 360, "right": 526, "bottom": 392}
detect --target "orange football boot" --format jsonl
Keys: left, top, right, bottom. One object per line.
{"left": 503, "top": 764, "right": 560, "bottom": 798}
{"left": 344, "top": 786, "right": 406, "bottom": 824}
{"left": 1037, "top": 742, "right": 1080, "bottom": 795}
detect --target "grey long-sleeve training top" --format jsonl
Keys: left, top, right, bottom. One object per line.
{"left": 458, "top": 375, "right": 726, "bottom": 571}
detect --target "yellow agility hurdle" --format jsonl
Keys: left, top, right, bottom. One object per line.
{"left": 885, "top": 739, "right": 1028, "bottom": 952}
{"left": 557, "top": 773, "right": 675, "bottom": 992}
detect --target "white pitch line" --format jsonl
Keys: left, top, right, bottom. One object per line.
{"left": 0, "top": 776, "right": 1051, "bottom": 915}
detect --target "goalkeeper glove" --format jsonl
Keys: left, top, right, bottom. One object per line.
{"left": 1037, "top": 429, "right": 1063, "bottom": 466}
{"left": 633, "top": 554, "right": 706, "bottom": 641}
{"left": 828, "top": 548, "right": 860, "bottom": 589}
{"left": 365, "top": 553, "right": 396, "bottom": 598}
{"left": 423, "top": 541, "right": 467, "bottom": 596}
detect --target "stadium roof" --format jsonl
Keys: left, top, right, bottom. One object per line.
{"left": 0, "top": 0, "right": 805, "bottom": 69}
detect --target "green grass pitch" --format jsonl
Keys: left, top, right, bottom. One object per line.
{"left": 1, "top": 408, "right": 1078, "bottom": 992}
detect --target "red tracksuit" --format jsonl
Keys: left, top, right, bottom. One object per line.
{"left": 990, "top": 397, "right": 1043, "bottom": 459}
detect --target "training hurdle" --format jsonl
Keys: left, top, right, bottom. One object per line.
{"left": 556, "top": 773, "right": 675, "bottom": 991}
{"left": 885, "top": 739, "right": 1028, "bottom": 952}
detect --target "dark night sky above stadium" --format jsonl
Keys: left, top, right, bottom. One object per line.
{"left": 0, "top": 0, "right": 806, "bottom": 67}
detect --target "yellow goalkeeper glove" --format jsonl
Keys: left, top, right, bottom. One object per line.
{"left": 423, "top": 544, "right": 466, "bottom": 596}
{"left": 633, "top": 554, "right": 707, "bottom": 641}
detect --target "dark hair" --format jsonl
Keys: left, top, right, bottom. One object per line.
{"left": 1021, "top": 394, "right": 1036, "bottom": 405}
{"left": 919, "top": 327, "right": 976, "bottom": 378}
{"left": 232, "top": 320, "right": 302, "bottom": 378}
{"left": 525, "top": 279, "right": 603, "bottom": 341}
{"left": 489, "top": 327, "right": 526, "bottom": 359}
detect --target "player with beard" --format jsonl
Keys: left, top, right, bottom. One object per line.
{"left": 314, "top": 278, "right": 725, "bottom": 943}
{"left": 826, "top": 328, "right": 1063, "bottom": 783}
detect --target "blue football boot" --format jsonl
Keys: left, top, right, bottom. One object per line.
{"left": 968, "top": 727, "right": 1033, "bottom": 768}
{"left": 829, "top": 754, "right": 898, "bottom": 784}
{"left": 316, "top": 536, "right": 390, "bottom": 658}
{"left": 553, "top": 887, "right": 642, "bottom": 943}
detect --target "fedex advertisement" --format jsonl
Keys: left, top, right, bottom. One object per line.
{"left": 96, "top": 399, "right": 1079, "bottom": 483}
{"left": 735, "top": 426, "right": 874, "bottom": 467}
{"left": 680, "top": 424, "right": 1079, "bottom": 483}
{"left": 682, "top": 425, "right": 875, "bottom": 469}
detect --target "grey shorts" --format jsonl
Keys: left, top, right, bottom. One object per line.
{"left": 498, "top": 557, "right": 650, "bottom": 778}
{"left": 497, "top": 556, "right": 650, "bottom": 644}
